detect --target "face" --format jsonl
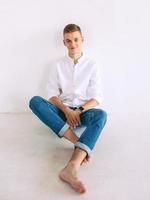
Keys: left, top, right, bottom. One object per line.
{"left": 63, "top": 31, "right": 84, "bottom": 55}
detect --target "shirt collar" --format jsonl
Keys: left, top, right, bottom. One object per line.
{"left": 66, "top": 52, "right": 85, "bottom": 64}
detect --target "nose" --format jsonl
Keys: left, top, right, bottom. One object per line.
{"left": 71, "top": 41, "right": 76, "bottom": 47}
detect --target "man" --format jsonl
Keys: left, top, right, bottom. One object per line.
{"left": 29, "top": 24, "right": 107, "bottom": 193}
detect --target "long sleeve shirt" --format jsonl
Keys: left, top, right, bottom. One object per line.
{"left": 46, "top": 53, "right": 103, "bottom": 109}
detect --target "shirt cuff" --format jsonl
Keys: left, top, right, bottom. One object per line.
{"left": 89, "top": 96, "right": 102, "bottom": 105}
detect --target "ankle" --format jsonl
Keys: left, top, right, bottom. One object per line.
{"left": 64, "top": 129, "right": 79, "bottom": 144}
{"left": 67, "top": 161, "right": 80, "bottom": 170}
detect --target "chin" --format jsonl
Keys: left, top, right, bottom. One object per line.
{"left": 70, "top": 49, "right": 79, "bottom": 54}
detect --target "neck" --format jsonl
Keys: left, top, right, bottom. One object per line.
{"left": 68, "top": 52, "right": 83, "bottom": 64}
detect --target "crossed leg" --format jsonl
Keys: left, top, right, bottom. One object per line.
{"left": 63, "top": 128, "right": 91, "bottom": 165}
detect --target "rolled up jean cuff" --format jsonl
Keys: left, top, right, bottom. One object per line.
{"left": 58, "top": 123, "right": 70, "bottom": 138}
{"left": 74, "top": 141, "right": 91, "bottom": 156}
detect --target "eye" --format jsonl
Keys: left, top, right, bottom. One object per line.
{"left": 74, "top": 38, "right": 78, "bottom": 42}
{"left": 66, "top": 39, "right": 71, "bottom": 43}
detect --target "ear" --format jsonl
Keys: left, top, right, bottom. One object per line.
{"left": 82, "top": 36, "right": 84, "bottom": 42}
{"left": 63, "top": 39, "right": 66, "bottom": 46}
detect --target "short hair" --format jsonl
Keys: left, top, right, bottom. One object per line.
{"left": 63, "top": 24, "right": 82, "bottom": 35}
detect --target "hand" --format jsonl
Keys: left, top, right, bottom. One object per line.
{"left": 64, "top": 108, "right": 81, "bottom": 129}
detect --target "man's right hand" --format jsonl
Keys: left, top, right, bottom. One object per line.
{"left": 49, "top": 97, "right": 81, "bottom": 129}
{"left": 64, "top": 107, "right": 81, "bottom": 129}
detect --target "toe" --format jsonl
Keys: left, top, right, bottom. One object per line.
{"left": 72, "top": 180, "right": 87, "bottom": 193}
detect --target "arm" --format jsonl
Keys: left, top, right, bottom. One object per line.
{"left": 49, "top": 97, "right": 99, "bottom": 128}
{"left": 85, "top": 62, "right": 103, "bottom": 108}
{"left": 49, "top": 96, "right": 81, "bottom": 128}
{"left": 80, "top": 98, "right": 99, "bottom": 111}
{"left": 49, "top": 97, "right": 99, "bottom": 113}
{"left": 48, "top": 96, "right": 69, "bottom": 113}
{"left": 47, "top": 63, "right": 81, "bottom": 128}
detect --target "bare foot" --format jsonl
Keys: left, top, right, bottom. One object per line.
{"left": 59, "top": 163, "right": 87, "bottom": 193}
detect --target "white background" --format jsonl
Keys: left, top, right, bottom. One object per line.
{"left": 0, "top": 1, "right": 150, "bottom": 199}
{"left": 0, "top": 0, "right": 150, "bottom": 116}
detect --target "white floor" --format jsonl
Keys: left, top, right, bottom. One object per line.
{"left": 0, "top": 113, "right": 150, "bottom": 200}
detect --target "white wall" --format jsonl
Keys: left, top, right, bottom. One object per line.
{"left": 0, "top": 0, "right": 150, "bottom": 116}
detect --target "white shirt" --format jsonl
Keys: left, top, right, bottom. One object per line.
{"left": 46, "top": 53, "right": 103, "bottom": 109}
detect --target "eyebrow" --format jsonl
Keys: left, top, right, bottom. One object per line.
{"left": 66, "top": 38, "right": 79, "bottom": 41}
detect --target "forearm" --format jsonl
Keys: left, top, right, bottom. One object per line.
{"left": 82, "top": 98, "right": 99, "bottom": 111}
{"left": 49, "top": 97, "right": 99, "bottom": 114}
{"left": 48, "top": 96, "right": 68, "bottom": 114}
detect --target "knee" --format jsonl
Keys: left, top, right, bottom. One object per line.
{"left": 101, "top": 110, "right": 107, "bottom": 126}
{"left": 95, "top": 110, "right": 107, "bottom": 127}
{"left": 29, "top": 96, "right": 42, "bottom": 110}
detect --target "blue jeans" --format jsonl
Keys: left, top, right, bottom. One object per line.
{"left": 29, "top": 96, "right": 107, "bottom": 156}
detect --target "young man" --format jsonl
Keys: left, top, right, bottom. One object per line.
{"left": 29, "top": 24, "right": 107, "bottom": 193}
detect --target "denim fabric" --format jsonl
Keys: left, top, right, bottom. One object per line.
{"left": 29, "top": 96, "right": 107, "bottom": 156}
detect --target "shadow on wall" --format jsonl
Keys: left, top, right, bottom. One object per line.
{"left": 37, "top": 60, "right": 54, "bottom": 99}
